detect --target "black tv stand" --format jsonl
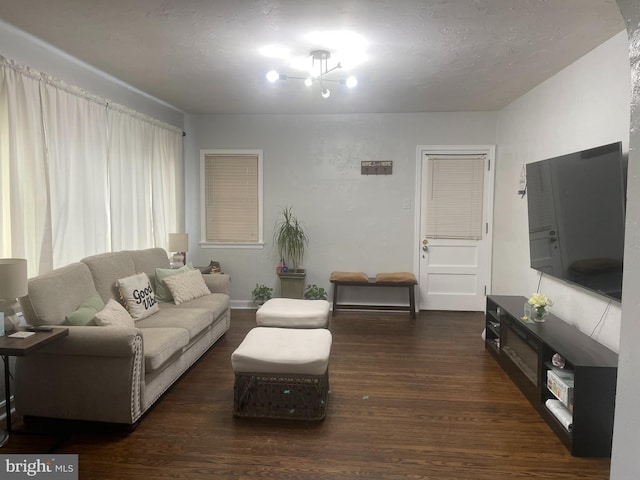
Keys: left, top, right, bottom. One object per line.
{"left": 485, "top": 295, "right": 618, "bottom": 457}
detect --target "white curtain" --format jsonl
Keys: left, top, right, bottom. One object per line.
{"left": 0, "top": 56, "right": 183, "bottom": 275}
{"left": 41, "top": 79, "right": 111, "bottom": 267}
{"left": 0, "top": 58, "right": 52, "bottom": 276}
{"left": 108, "top": 107, "right": 183, "bottom": 251}
{"left": 150, "top": 125, "right": 184, "bottom": 248}
{"left": 108, "top": 108, "right": 155, "bottom": 251}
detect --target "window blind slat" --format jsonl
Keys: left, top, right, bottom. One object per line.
{"left": 425, "top": 156, "right": 485, "bottom": 239}
{"left": 204, "top": 154, "right": 259, "bottom": 242}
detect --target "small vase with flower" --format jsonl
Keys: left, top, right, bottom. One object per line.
{"left": 523, "top": 293, "right": 553, "bottom": 323}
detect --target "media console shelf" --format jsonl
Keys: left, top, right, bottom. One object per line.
{"left": 485, "top": 295, "right": 618, "bottom": 457}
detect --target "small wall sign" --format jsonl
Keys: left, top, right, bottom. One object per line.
{"left": 361, "top": 161, "right": 393, "bottom": 175}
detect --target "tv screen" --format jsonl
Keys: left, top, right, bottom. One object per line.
{"left": 525, "top": 142, "right": 626, "bottom": 301}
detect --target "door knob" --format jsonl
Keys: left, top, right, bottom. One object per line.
{"left": 422, "top": 245, "right": 429, "bottom": 252}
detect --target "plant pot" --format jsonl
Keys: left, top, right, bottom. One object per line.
{"left": 279, "top": 269, "right": 306, "bottom": 299}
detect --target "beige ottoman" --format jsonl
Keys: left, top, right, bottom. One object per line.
{"left": 231, "top": 327, "right": 332, "bottom": 420}
{"left": 256, "top": 298, "right": 330, "bottom": 328}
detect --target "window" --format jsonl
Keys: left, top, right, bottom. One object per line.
{"left": 200, "top": 150, "right": 263, "bottom": 247}
{"left": 425, "top": 155, "right": 485, "bottom": 239}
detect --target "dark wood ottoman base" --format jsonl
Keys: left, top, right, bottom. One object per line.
{"left": 233, "top": 370, "right": 329, "bottom": 421}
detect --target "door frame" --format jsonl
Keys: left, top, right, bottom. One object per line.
{"left": 413, "top": 145, "right": 496, "bottom": 312}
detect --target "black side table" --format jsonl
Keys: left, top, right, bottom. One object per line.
{"left": 0, "top": 327, "right": 68, "bottom": 445}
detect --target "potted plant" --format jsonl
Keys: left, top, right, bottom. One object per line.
{"left": 251, "top": 284, "right": 273, "bottom": 306}
{"left": 303, "top": 284, "right": 328, "bottom": 300}
{"left": 274, "top": 205, "right": 308, "bottom": 298}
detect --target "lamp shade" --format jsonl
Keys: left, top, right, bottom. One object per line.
{"left": 168, "top": 233, "right": 188, "bottom": 252}
{"left": 0, "top": 258, "right": 28, "bottom": 299}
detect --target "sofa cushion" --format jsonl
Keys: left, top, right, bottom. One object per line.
{"left": 135, "top": 307, "right": 212, "bottom": 340}
{"left": 23, "top": 262, "right": 98, "bottom": 325}
{"left": 158, "top": 293, "right": 230, "bottom": 321}
{"left": 64, "top": 294, "right": 105, "bottom": 326}
{"left": 231, "top": 327, "right": 332, "bottom": 375}
{"left": 202, "top": 273, "right": 231, "bottom": 295}
{"left": 95, "top": 299, "right": 135, "bottom": 328}
{"left": 81, "top": 251, "right": 136, "bottom": 302}
{"left": 375, "top": 272, "right": 417, "bottom": 283}
{"left": 163, "top": 270, "right": 210, "bottom": 305}
{"left": 140, "top": 327, "right": 190, "bottom": 372}
{"left": 130, "top": 248, "right": 171, "bottom": 291}
{"left": 330, "top": 271, "right": 369, "bottom": 282}
{"left": 117, "top": 272, "right": 159, "bottom": 320}
{"left": 155, "top": 264, "right": 193, "bottom": 303}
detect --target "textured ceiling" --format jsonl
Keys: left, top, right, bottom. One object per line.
{"left": 0, "top": 0, "right": 626, "bottom": 114}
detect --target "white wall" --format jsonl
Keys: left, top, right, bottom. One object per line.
{"left": 493, "top": 31, "right": 630, "bottom": 352}
{"left": 611, "top": 1, "right": 640, "bottom": 477}
{"left": 0, "top": 19, "right": 183, "bottom": 127}
{"left": 183, "top": 112, "right": 497, "bottom": 305}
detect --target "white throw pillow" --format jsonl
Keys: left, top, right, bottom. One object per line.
{"left": 116, "top": 272, "right": 159, "bottom": 320}
{"left": 155, "top": 263, "right": 193, "bottom": 302}
{"left": 162, "top": 269, "right": 211, "bottom": 305}
{"left": 95, "top": 299, "right": 135, "bottom": 328}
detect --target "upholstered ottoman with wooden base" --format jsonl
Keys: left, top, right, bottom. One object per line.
{"left": 256, "top": 298, "right": 331, "bottom": 328}
{"left": 231, "top": 327, "right": 332, "bottom": 420}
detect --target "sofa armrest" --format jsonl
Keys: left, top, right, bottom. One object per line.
{"left": 203, "top": 273, "right": 231, "bottom": 295}
{"left": 37, "top": 326, "right": 141, "bottom": 356}
{"left": 15, "top": 326, "right": 145, "bottom": 424}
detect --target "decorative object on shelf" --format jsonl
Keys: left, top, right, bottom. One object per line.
{"left": 168, "top": 233, "right": 188, "bottom": 267}
{"left": 0, "top": 258, "right": 28, "bottom": 334}
{"left": 552, "top": 353, "right": 566, "bottom": 369}
{"left": 303, "top": 284, "right": 328, "bottom": 300}
{"left": 265, "top": 49, "right": 358, "bottom": 99}
{"left": 524, "top": 293, "right": 553, "bottom": 322}
{"left": 195, "top": 261, "right": 221, "bottom": 275}
{"left": 251, "top": 284, "right": 273, "bottom": 306}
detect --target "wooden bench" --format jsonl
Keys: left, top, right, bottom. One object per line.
{"left": 329, "top": 272, "right": 418, "bottom": 319}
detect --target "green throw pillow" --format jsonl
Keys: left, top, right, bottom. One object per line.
{"left": 155, "top": 263, "right": 193, "bottom": 302}
{"left": 64, "top": 293, "right": 105, "bottom": 326}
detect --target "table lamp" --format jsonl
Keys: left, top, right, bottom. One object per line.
{"left": 0, "top": 259, "right": 28, "bottom": 334}
{"left": 168, "top": 233, "right": 188, "bottom": 267}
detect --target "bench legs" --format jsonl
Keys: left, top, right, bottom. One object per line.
{"left": 331, "top": 283, "right": 416, "bottom": 319}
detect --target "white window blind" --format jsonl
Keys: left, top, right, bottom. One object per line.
{"left": 425, "top": 155, "right": 485, "bottom": 239}
{"left": 204, "top": 153, "right": 259, "bottom": 243}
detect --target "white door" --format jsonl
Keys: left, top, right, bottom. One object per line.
{"left": 416, "top": 146, "right": 495, "bottom": 311}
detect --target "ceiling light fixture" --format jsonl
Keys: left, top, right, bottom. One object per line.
{"left": 266, "top": 50, "right": 358, "bottom": 99}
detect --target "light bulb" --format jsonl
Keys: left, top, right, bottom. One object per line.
{"left": 304, "top": 77, "right": 313, "bottom": 87}
{"left": 266, "top": 70, "right": 280, "bottom": 83}
{"left": 321, "top": 88, "right": 331, "bottom": 99}
{"left": 346, "top": 76, "right": 358, "bottom": 88}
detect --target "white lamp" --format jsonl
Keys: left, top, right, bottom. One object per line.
{"left": 0, "top": 259, "right": 28, "bottom": 334}
{"left": 168, "top": 233, "right": 188, "bottom": 267}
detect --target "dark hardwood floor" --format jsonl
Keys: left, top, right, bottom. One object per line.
{"left": 3, "top": 309, "right": 611, "bottom": 479}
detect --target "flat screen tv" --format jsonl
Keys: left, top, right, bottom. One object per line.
{"left": 525, "top": 141, "right": 626, "bottom": 301}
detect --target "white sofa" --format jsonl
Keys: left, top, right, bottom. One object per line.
{"left": 16, "top": 248, "right": 230, "bottom": 426}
